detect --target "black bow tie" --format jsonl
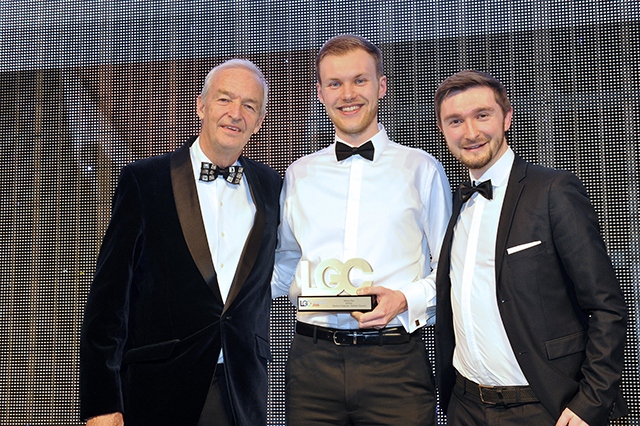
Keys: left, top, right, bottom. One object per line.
{"left": 460, "top": 179, "right": 493, "bottom": 202}
{"left": 199, "top": 162, "right": 243, "bottom": 185}
{"left": 335, "top": 141, "right": 375, "bottom": 161}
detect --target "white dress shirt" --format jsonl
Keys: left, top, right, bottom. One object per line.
{"left": 190, "top": 137, "right": 255, "bottom": 363}
{"left": 450, "top": 146, "right": 528, "bottom": 386}
{"left": 272, "top": 124, "right": 451, "bottom": 333}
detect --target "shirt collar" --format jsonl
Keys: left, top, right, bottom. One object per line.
{"left": 471, "top": 145, "right": 515, "bottom": 188}
{"left": 334, "top": 122, "right": 389, "bottom": 162}
{"left": 191, "top": 136, "right": 209, "bottom": 165}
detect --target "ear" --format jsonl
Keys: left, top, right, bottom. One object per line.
{"left": 378, "top": 76, "right": 388, "bottom": 99}
{"left": 316, "top": 81, "right": 325, "bottom": 105}
{"left": 504, "top": 108, "right": 513, "bottom": 132}
{"left": 196, "top": 95, "right": 205, "bottom": 120}
{"left": 252, "top": 112, "right": 266, "bottom": 135}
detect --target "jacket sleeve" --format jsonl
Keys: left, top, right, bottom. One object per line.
{"left": 548, "top": 172, "right": 627, "bottom": 425}
{"left": 79, "top": 166, "right": 143, "bottom": 420}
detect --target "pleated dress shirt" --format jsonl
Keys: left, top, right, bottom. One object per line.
{"left": 450, "top": 147, "right": 528, "bottom": 386}
{"left": 191, "top": 137, "right": 255, "bottom": 363}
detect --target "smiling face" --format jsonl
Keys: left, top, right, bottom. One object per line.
{"left": 316, "top": 48, "right": 387, "bottom": 146}
{"left": 197, "top": 67, "right": 266, "bottom": 166}
{"left": 438, "top": 86, "right": 513, "bottom": 178}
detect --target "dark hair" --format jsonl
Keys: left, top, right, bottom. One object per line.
{"left": 315, "top": 34, "right": 384, "bottom": 83}
{"left": 434, "top": 70, "right": 511, "bottom": 124}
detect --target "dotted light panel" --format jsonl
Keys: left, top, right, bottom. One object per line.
{"left": 0, "top": 1, "right": 638, "bottom": 425}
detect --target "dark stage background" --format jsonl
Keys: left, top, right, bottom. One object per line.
{"left": 0, "top": 1, "right": 638, "bottom": 424}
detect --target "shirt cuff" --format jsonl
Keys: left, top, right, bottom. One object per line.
{"left": 399, "top": 286, "right": 434, "bottom": 333}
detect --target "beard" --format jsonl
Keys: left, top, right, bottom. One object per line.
{"left": 455, "top": 148, "right": 493, "bottom": 170}
{"left": 454, "top": 134, "right": 507, "bottom": 172}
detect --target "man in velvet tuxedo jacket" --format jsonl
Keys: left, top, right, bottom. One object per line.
{"left": 434, "top": 70, "right": 627, "bottom": 426}
{"left": 80, "top": 59, "right": 281, "bottom": 426}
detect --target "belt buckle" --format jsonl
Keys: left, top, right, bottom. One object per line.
{"left": 332, "top": 330, "right": 360, "bottom": 345}
{"left": 478, "top": 384, "right": 501, "bottom": 405}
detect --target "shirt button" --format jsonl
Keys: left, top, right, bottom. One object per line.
{"left": 221, "top": 232, "right": 225, "bottom": 237}
{"left": 220, "top": 263, "right": 225, "bottom": 268}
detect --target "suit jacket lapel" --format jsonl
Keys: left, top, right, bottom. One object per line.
{"left": 495, "top": 154, "right": 527, "bottom": 285}
{"left": 437, "top": 187, "right": 464, "bottom": 304}
{"left": 170, "top": 137, "right": 222, "bottom": 302}
{"left": 223, "top": 157, "right": 266, "bottom": 313}
{"left": 444, "top": 190, "right": 465, "bottom": 270}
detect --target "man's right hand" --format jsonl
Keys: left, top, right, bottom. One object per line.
{"left": 86, "top": 412, "right": 124, "bottom": 426}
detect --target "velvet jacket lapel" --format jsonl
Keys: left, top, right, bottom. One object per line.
{"left": 169, "top": 138, "right": 267, "bottom": 311}
{"left": 223, "top": 157, "right": 266, "bottom": 314}
{"left": 170, "top": 138, "right": 222, "bottom": 303}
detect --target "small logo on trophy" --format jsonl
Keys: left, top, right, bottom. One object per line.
{"left": 297, "top": 258, "right": 377, "bottom": 312}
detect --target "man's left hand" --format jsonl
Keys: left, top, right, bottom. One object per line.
{"left": 555, "top": 408, "right": 589, "bottom": 426}
{"left": 351, "top": 286, "right": 407, "bottom": 329}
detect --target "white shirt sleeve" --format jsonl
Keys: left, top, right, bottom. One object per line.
{"left": 398, "top": 159, "right": 452, "bottom": 332}
{"left": 271, "top": 172, "right": 301, "bottom": 298}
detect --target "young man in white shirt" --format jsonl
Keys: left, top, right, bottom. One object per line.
{"left": 272, "top": 34, "right": 452, "bottom": 425}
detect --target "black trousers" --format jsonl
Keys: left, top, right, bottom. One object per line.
{"left": 447, "top": 380, "right": 555, "bottom": 426}
{"left": 285, "top": 331, "right": 436, "bottom": 426}
{"left": 197, "top": 364, "right": 235, "bottom": 426}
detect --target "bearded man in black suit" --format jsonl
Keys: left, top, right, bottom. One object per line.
{"left": 80, "top": 58, "right": 281, "bottom": 426}
{"left": 434, "top": 70, "right": 627, "bottom": 426}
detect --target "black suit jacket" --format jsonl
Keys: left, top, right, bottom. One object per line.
{"left": 435, "top": 154, "right": 627, "bottom": 426}
{"left": 80, "top": 137, "right": 281, "bottom": 425}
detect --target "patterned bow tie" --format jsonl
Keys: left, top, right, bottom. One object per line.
{"left": 459, "top": 179, "right": 493, "bottom": 202}
{"left": 335, "top": 141, "right": 375, "bottom": 161}
{"left": 199, "top": 162, "right": 244, "bottom": 185}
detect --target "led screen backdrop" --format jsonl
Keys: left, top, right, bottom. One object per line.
{"left": 0, "top": 1, "right": 638, "bottom": 424}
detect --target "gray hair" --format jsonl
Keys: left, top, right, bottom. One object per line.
{"left": 200, "top": 58, "right": 268, "bottom": 115}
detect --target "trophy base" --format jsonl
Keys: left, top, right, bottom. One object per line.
{"left": 297, "top": 295, "right": 377, "bottom": 312}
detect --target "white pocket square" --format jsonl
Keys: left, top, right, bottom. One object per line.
{"left": 507, "top": 240, "right": 542, "bottom": 255}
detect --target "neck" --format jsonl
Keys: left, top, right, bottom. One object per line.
{"left": 336, "top": 123, "right": 380, "bottom": 147}
{"left": 470, "top": 139, "right": 509, "bottom": 180}
{"left": 210, "top": 154, "right": 241, "bottom": 168}
{"left": 199, "top": 138, "right": 242, "bottom": 168}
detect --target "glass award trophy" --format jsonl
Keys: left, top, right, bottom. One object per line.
{"left": 297, "top": 258, "right": 377, "bottom": 312}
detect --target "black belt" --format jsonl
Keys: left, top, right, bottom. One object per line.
{"left": 456, "top": 374, "right": 539, "bottom": 406}
{"left": 295, "top": 321, "right": 413, "bottom": 345}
